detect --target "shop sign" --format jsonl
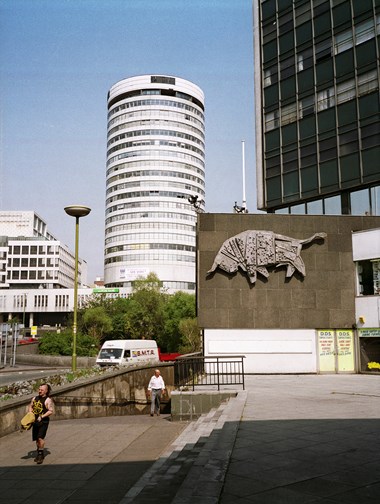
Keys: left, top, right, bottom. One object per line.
{"left": 358, "top": 328, "right": 380, "bottom": 338}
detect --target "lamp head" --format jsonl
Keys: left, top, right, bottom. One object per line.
{"left": 64, "top": 205, "right": 91, "bottom": 218}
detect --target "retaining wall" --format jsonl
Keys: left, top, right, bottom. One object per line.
{"left": 0, "top": 364, "right": 173, "bottom": 438}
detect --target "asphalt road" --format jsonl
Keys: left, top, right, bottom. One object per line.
{"left": 0, "top": 367, "right": 66, "bottom": 387}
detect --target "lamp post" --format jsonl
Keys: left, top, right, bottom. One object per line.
{"left": 64, "top": 205, "right": 91, "bottom": 371}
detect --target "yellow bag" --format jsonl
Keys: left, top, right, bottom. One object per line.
{"left": 20, "top": 412, "right": 35, "bottom": 430}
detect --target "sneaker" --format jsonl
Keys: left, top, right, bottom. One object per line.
{"left": 35, "top": 452, "right": 44, "bottom": 464}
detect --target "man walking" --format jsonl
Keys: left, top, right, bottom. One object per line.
{"left": 147, "top": 369, "right": 165, "bottom": 416}
{"left": 28, "top": 383, "right": 54, "bottom": 464}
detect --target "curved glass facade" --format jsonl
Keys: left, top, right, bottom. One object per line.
{"left": 104, "top": 75, "right": 205, "bottom": 292}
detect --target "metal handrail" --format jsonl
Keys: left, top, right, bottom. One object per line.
{"left": 174, "top": 355, "right": 245, "bottom": 390}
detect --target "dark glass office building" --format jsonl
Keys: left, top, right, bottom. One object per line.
{"left": 253, "top": 0, "right": 380, "bottom": 215}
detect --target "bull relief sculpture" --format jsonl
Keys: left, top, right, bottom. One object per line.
{"left": 207, "top": 230, "right": 326, "bottom": 284}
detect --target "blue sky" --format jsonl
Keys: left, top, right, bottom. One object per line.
{"left": 0, "top": 0, "right": 256, "bottom": 281}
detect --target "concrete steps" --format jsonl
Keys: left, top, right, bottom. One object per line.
{"left": 119, "top": 390, "right": 247, "bottom": 504}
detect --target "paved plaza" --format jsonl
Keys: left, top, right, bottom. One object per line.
{"left": 0, "top": 374, "right": 379, "bottom": 503}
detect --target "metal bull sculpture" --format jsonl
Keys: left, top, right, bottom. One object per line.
{"left": 207, "top": 230, "right": 327, "bottom": 284}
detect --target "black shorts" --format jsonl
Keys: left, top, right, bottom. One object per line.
{"left": 32, "top": 420, "right": 49, "bottom": 441}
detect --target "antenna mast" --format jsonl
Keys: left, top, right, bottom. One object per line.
{"left": 242, "top": 140, "right": 247, "bottom": 212}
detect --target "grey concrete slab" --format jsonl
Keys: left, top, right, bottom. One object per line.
{"left": 1, "top": 374, "right": 379, "bottom": 503}
{"left": 219, "top": 375, "right": 380, "bottom": 504}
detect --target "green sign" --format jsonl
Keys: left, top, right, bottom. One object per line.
{"left": 358, "top": 328, "right": 380, "bottom": 338}
{"left": 93, "top": 288, "right": 120, "bottom": 294}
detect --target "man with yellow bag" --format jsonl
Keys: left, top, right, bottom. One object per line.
{"left": 27, "top": 384, "right": 54, "bottom": 464}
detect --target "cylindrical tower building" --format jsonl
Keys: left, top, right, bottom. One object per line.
{"left": 104, "top": 75, "right": 205, "bottom": 292}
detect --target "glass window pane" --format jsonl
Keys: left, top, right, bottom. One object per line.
{"left": 275, "top": 208, "right": 289, "bottom": 214}
{"left": 355, "top": 19, "right": 375, "bottom": 45}
{"left": 280, "top": 77, "right": 296, "bottom": 100}
{"left": 356, "top": 40, "right": 377, "bottom": 70}
{"left": 363, "top": 147, "right": 380, "bottom": 179}
{"left": 370, "top": 187, "right": 380, "bottom": 216}
{"left": 290, "top": 204, "right": 306, "bottom": 214}
{"left": 318, "top": 108, "right": 336, "bottom": 133}
{"left": 283, "top": 171, "right": 299, "bottom": 198}
{"left": 320, "top": 159, "right": 339, "bottom": 189}
{"left": 316, "top": 59, "right": 334, "bottom": 85}
{"left": 264, "top": 84, "right": 279, "bottom": 106}
{"left": 333, "top": 2, "right": 352, "bottom": 28}
{"left": 351, "top": 188, "right": 370, "bottom": 215}
{"left": 297, "top": 68, "right": 314, "bottom": 93}
{"left": 334, "top": 29, "right": 353, "bottom": 54}
{"left": 340, "top": 153, "right": 360, "bottom": 185}
{"left": 267, "top": 176, "right": 282, "bottom": 203}
{"left": 301, "top": 165, "right": 318, "bottom": 193}
{"left": 279, "top": 31, "right": 294, "bottom": 54}
{"left": 307, "top": 199, "right": 323, "bottom": 215}
{"left": 296, "top": 21, "right": 312, "bottom": 44}
{"left": 338, "top": 101, "right": 357, "bottom": 126}
{"left": 324, "top": 195, "right": 341, "bottom": 214}
{"left": 335, "top": 50, "right": 355, "bottom": 79}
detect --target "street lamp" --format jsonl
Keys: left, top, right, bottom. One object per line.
{"left": 64, "top": 205, "right": 91, "bottom": 371}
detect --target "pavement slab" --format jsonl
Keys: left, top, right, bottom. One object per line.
{"left": 1, "top": 374, "right": 379, "bottom": 503}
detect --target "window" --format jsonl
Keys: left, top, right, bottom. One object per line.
{"left": 13, "top": 258, "right": 20, "bottom": 267}
{"left": 307, "top": 199, "right": 323, "bottom": 215}
{"left": 334, "top": 29, "right": 353, "bottom": 54}
{"left": 290, "top": 204, "right": 306, "bottom": 214}
{"left": 13, "top": 246, "right": 20, "bottom": 255}
{"left": 299, "top": 96, "right": 314, "bottom": 118}
{"left": 355, "top": 19, "right": 375, "bottom": 46}
{"left": 357, "top": 260, "right": 380, "bottom": 295}
{"left": 264, "top": 69, "right": 272, "bottom": 87}
{"left": 281, "top": 103, "right": 297, "bottom": 125}
{"left": 280, "top": 57, "right": 295, "bottom": 79}
{"left": 265, "top": 110, "right": 279, "bottom": 131}
{"left": 324, "top": 194, "right": 341, "bottom": 214}
{"left": 336, "top": 79, "right": 355, "bottom": 104}
{"left": 317, "top": 87, "right": 335, "bottom": 111}
{"left": 358, "top": 71, "right": 378, "bottom": 96}
{"left": 370, "top": 187, "right": 380, "bottom": 216}
{"left": 351, "top": 188, "right": 370, "bottom": 215}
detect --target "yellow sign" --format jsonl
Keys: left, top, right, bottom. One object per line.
{"left": 336, "top": 330, "right": 355, "bottom": 372}
{"left": 31, "top": 326, "right": 37, "bottom": 336}
{"left": 318, "top": 330, "right": 335, "bottom": 372}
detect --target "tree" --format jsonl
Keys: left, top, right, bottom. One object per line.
{"left": 162, "top": 292, "right": 196, "bottom": 352}
{"left": 126, "top": 274, "right": 166, "bottom": 341}
{"left": 178, "top": 318, "right": 201, "bottom": 354}
{"left": 82, "top": 306, "right": 112, "bottom": 343}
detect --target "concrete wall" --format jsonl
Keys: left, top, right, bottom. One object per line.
{"left": 198, "top": 214, "right": 380, "bottom": 330}
{"left": 0, "top": 364, "right": 173, "bottom": 438}
{"left": 15, "top": 353, "right": 97, "bottom": 368}
{"left": 171, "top": 390, "right": 237, "bottom": 420}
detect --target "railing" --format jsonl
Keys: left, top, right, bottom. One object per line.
{"left": 174, "top": 354, "right": 245, "bottom": 390}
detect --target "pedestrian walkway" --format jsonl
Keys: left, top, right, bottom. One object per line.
{"left": 0, "top": 375, "right": 379, "bottom": 503}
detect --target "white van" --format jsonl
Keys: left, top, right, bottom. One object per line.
{"left": 96, "top": 339, "right": 159, "bottom": 367}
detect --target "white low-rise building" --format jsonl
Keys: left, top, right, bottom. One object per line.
{"left": 0, "top": 211, "right": 87, "bottom": 290}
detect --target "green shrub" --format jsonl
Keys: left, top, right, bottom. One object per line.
{"left": 38, "top": 330, "right": 99, "bottom": 357}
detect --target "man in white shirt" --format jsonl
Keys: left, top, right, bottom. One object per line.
{"left": 147, "top": 369, "right": 165, "bottom": 416}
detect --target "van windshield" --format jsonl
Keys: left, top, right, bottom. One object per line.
{"left": 99, "top": 348, "right": 123, "bottom": 359}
